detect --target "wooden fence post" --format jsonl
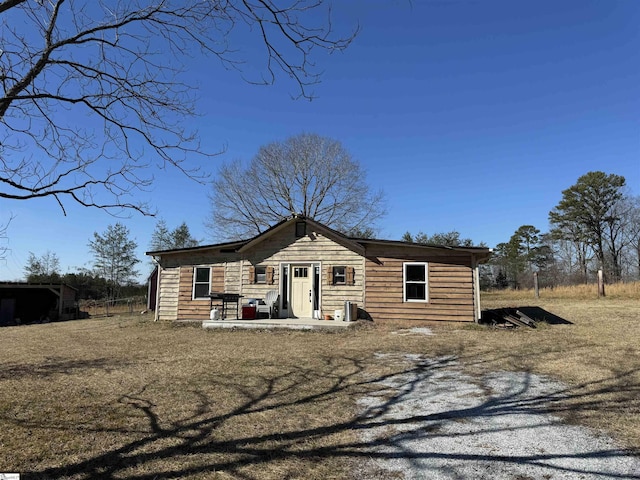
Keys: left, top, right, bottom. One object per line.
{"left": 598, "top": 269, "right": 605, "bottom": 297}
{"left": 534, "top": 272, "right": 539, "bottom": 299}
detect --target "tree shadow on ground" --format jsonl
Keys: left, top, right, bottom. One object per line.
{"left": 19, "top": 352, "right": 640, "bottom": 479}
{"left": 0, "top": 357, "right": 130, "bottom": 381}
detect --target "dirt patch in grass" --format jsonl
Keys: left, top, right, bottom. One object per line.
{"left": 1, "top": 295, "right": 639, "bottom": 478}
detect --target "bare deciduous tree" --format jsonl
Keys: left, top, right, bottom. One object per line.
{"left": 0, "top": 1, "right": 356, "bottom": 215}
{"left": 207, "top": 133, "right": 385, "bottom": 240}
{"left": 622, "top": 195, "right": 640, "bottom": 278}
{"left": 24, "top": 250, "right": 61, "bottom": 282}
{"left": 0, "top": 216, "right": 10, "bottom": 260}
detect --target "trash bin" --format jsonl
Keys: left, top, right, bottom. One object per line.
{"left": 242, "top": 305, "right": 256, "bottom": 319}
{"left": 344, "top": 301, "right": 357, "bottom": 322}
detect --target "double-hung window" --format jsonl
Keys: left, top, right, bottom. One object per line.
{"left": 403, "top": 262, "right": 428, "bottom": 302}
{"left": 327, "top": 266, "right": 355, "bottom": 285}
{"left": 332, "top": 266, "right": 346, "bottom": 285}
{"left": 193, "top": 267, "right": 211, "bottom": 299}
{"left": 255, "top": 266, "right": 267, "bottom": 284}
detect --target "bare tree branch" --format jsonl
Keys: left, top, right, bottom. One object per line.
{"left": 0, "top": 1, "right": 357, "bottom": 216}
{"left": 0, "top": 213, "right": 13, "bottom": 260}
{"left": 207, "top": 133, "right": 385, "bottom": 241}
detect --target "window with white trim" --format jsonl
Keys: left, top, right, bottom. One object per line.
{"left": 403, "top": 262, "right": 428, "bottom": 302}
{"left": 193, "top": 267, "right": 211, "bottom": 299}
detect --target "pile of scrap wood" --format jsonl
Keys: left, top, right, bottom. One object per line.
{"left": 481, "top": 308, "right": 537, "bottom": 328}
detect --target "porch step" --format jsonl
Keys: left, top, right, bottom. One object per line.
{"left": 202, "top": 318, "right": 356, "bottom": 330}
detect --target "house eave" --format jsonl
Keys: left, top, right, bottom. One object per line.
{"left": 145, "top": 239, "right": 249, "bottom": 257}
{"left": 354, "top": 238, "right": 492, "bottom": 263}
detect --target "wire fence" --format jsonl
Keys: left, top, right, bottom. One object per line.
{"left": 79, "top": 296, "right": 147, "bottom": 318}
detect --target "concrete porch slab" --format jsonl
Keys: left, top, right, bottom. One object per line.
{"left": 202, "top": 317, "right": 356, "bottom": 330}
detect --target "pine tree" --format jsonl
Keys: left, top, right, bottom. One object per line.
{"left": 89, "top": 223, "right": 139, "bottom": 300}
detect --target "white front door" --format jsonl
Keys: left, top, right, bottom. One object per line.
{"left": 290, "top": 264, "right": 312, "bottom": 318}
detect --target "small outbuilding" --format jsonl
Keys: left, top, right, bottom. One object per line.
{"left": 0, "top": 282, "right": 78, "bottom": 326}
{"left": 147, "top": 215, "right": 492, "bottom": 324}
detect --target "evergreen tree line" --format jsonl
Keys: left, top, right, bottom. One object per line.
{"left": 485, "top": 171, "right": 639, "bottom": 289}
{"left": 25, "top": 220, "right": 199, "bottom": 300}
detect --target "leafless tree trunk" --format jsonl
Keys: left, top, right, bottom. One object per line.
{"left": 0, "top": 1, "right": 356, "bottom": 215}
{"left": 550, "top": 233, "right": 592, "bottom": 284}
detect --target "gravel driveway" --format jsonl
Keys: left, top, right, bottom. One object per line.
{"left": 357, "top": 354, "right": 640, "bottom": 479}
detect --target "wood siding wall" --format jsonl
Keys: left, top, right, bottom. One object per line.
{"left": 176, "top": 266, "right": 225, "bottom": 321}
{"left": 240, "top": 224, "right": 364, "bottom": 316}
{"left": 61, "top": 285, "right": 77, "bottom": 310}
{"left": 364, "top": 246, "right": 475, "bottom": 322}
{"left": 156, "top": 250, "right": 241, "bottom": 321}
{"left": 156, "top": 222, "right": 364, "bottom": 321}
{"left": 157, "top": 266, "right": 179, "bottom": 322}
{"left": 154, "top": 223, "right": 481, "bottom": 323}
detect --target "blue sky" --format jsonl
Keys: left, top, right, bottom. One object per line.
{"left": 1, "top": 0, "right": 639, "bottom": 281}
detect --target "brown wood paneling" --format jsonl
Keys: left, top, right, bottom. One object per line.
{"left": 364, "top": 249, "right": 475, "bottom": 322}
{"left": 177, "top": 265, "right": 225, "bottom": 320}
{"left": 156, "top": 221, "right": 482, "bottom": 322}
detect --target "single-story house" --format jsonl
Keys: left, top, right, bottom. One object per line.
{"left": 146, "top": 215, "right": 492, "bottom": 323}
{"left": 0, "top": 282, "right": 78, "bottom": 326}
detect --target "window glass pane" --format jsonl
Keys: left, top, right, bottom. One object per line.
{"left": 282, "top": 266, "right": 288, "bottom": 309}
{"left": 194, "top": 283, "right": 209, "bottom": 298}
{"left": 294, "top": 267, "right": 308, "bottom": 278}
{"left": 405, "top": 283, "right": 426, "bottom": 301}
{"left": 313, "top": 266, "right": 319, "bottom": 309}
{"left": 333, "top": 266, "right": 346, "bottom": 284}
{"left": 406, "top": 265, "right": 425, "bottom": 282}
{"left": 195, "top": 267, "right": 210, "bottom": 283}
{"left": 256, "top": 266, "right": 266, "bottom": 283}
{"left": 194, "top": 267, "right": 211, "bottom": 298}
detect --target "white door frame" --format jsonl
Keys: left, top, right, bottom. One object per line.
{"left": 280, "top": 262, "right": 321, "bottom": 319}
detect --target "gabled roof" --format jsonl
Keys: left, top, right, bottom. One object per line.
{"left": 145, "top": 214, "right": 365, "bottom": 256}
{"left": 236, "top": 215, "right": 365, "bottom": 255}
{"left": 145, "top": 214, "right": 492, "bottom": 263}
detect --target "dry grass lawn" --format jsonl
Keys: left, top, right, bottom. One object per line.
{"left": 1, "top": 288, "right": 639, "bottom": 479}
